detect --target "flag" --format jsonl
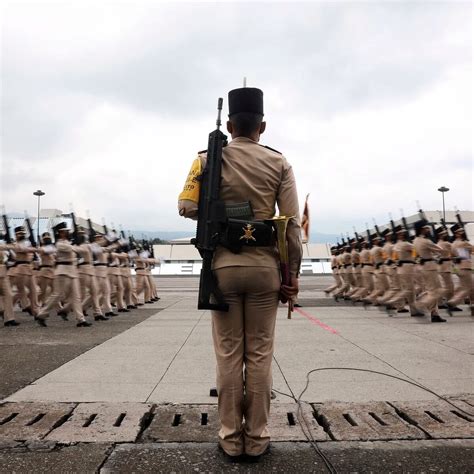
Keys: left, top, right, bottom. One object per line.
{"left": 301, "top": 193, "right": 310, "bottom": 243}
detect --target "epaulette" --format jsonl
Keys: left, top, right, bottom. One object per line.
{"left": 197, "top": 149, "right": 207, "bottom": 154}
{"left": 259, "top": 144, "right": 282, "bottom": 155}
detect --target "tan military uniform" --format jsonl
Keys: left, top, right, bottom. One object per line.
{"left": 179, "top": 136, "right": 302, "bottom": 457}
{"left": 387, "top": 240, "right": 416, "bottom": 312}
{"left": 76, "top": 243, "right": 103, "bottom": 316}
{"left": 367, "top": 244, "right": 389, "bottom": 303}
{"left": 437, "top": 239, "right": 455, "bottom": 301}
{"left": 324, "top": 254, "right": 342, "bottom": 294}
{"left": 134, "top": 254, "right": 151, "bottom": 303}
{"left": 448, "top": 239, "right": 473, "bottom": 306}
{"left": 38, "top": 239, "right": 85, "bottom": 322}
{"left": 0, "top": 246, "right": 15, "bottom": 323}
{"left": 92, "top": 242, "right": 113, "bottom": 315}
{"left": 413, "top": 236, "right": 443, "bottom": 315}
{"left": 12, "top": 240, "right": 39, "bottom": 315}
{"left": 38, "top": 245, "right": 56, "bottom": 304}
{"left": 108, "top": 252, "right": 125, "bottom": 310}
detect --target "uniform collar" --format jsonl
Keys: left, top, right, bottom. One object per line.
{"left": 230, "top": 136, "right": 259, "bottom": 145}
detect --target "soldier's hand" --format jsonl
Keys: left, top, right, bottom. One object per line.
{"left": 280, "top": 275, "right": 299, "bottom": 303}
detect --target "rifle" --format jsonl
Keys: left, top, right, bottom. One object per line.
{"left": 417, "top": 205, "right": 437, "bottom": 242}
{"left": 365, "top": 223, "right": 372, "bottom": 247}
{"left": 400, "top": 209, "right": 412, "bottom": 242}
{"left": 24, "top": 214, "right": 37, "bottom": 248}
{"left": 372, "top": 218, "right": 383, "bottom": 239}
{"left": 87, "top": 218, "right": 96, "bottom": 241}
{"left": 388, "top": 213, "right": 397, "bottom": 243}
{"left": 70, "top": 212, "right": 79, "bottom": 245}
{"left": 454, "top": 208, "right": 467, "bottom": 240}
{"left": 191, "top": 98, "right": 229, "bottom": 311}
{"left": 1, "top": 206, "right": 12, "bottom": 244}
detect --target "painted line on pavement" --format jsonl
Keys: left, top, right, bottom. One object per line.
{"left": 294, "top": 307, "right": 339, "bottom": 335}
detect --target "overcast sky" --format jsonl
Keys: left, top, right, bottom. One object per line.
{"left": 1, "top": 0, "right": 472, "bottom": 235}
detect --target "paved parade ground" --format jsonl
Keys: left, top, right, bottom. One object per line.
{"left": 1, "top": 276, "right": 473, "bottom": 472}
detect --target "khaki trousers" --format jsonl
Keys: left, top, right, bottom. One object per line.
{"left": 439, "top": 272, "right": 454, "bottom": 301}
{"left": 80, "top": 274, "right": 102, "bottom": 316}
{"left": 15, "top": 272, "right": 39, "bottom": 315}
{"left": 324, "top": 272, "right": 341, "bottom": 294}
{"left": 39, "top": 275, "right": 84, "bottom": 322}
{"left": 135, "top": 273, "right": 151, "bottom": 303}
{"left": 109, "top": 274, "right": 125, "bottom": 310}
{"left": 417, "top": 269, "right": 443, "bottom": 314}
{"left": 0, "top": 276, "right": 15, "bottom": 322}
{"left": 448, "top": 269, "right": 473, "bottom": 306}
{"left": 212, "top": 266, "right": 280, "bottom": 457}
{"left": 95, "top": 276, "right": 112, "bottom": 314}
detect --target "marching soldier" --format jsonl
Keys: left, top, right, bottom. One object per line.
{"left": 435, "top": 227, "right": 460, "bottom": 312}
{"left": 386, "top": 226, "right": 421, "bottom": 316}
{"left": 12, "top": 226, "right": 39, "bottom": 316}
{"left": 412, "top": 221, "right": 445, "bottom": 322}
{"left": 91, "top": 234, "right": 116, "bottom": 317}
{"left": 76, "top": 227, "right": 108, "bottom": 321}
{"left": 324, "top": 246, "right": 342, "bottom": 295}
{"left": 367, "top": 234, "right": 389, "bottom": 304}
{"left": 0, "top": 240, "right": 17, "bottom": 326}
{"left": 37, "top": 232, "right": 56, "bottom": 305}
{"left": 36, "top": 222, "right": 91, "bottom": 327}
{"left": 447, "top": 224, "right": 473, "bottom": 315}
{"left": 134, "top": 248, "right": 152, "bottom": 304}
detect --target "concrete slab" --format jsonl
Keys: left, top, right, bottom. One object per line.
{"left": 46, "top": 402, "right": 152, "bottom": 443}
{"left": 7, "top": 383, "right": 157, "bottom": 403}
{"left": 143, "top": 404, "right": 219, "bottom": 442}
{"left": 0, "top": 402, "right": 75, "bottom": 441}
{"left": 314, "top": 401, "right": 424, "bottom": 441}
{"left": 268, "top": 403, "right": 329, "bottom": 441}
{"left": 390, "top": 400, "right": 474, "bottom": 439}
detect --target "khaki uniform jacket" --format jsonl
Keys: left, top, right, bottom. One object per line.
{"left": 178, "top": 136, "right": 302, "bottom": 276}
{"left": 393, "top": 240, "right": 415, "bottom": 275}
{"left": 76, "top": 243, "right": 96, "bottom": 277}
{"left": 452, "top": 240, "right": 473, "bottom": 270}
{"left": 55, "top": 240, "right": 78, "bottom": 278}
{"left": 413, "top": 236, "right": 442, "bottom": 271}
{"left": 12, "top": 240, "right": 35, "bottom": 276}
{"left": 438, "top": 240, "right": 454, "bottom": 272}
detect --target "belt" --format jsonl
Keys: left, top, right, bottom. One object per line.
{"left": 78, "top": 262, "right": 91, "bottom": 266}
{"left": 420, "top": 258, "right": 434, "bottom": 264}
{"left": 352, "top": 264, "right": 360, "bottom": 268}
{"left": 439, "top": 258, "right": 452, "bottom": 263}
{"left": 375, "top": 262, "right": 384, "bottom": 269}
{"left": 344, "top": 264, "right": 351, "bottom": 268}
{"left": 361, "top": 263, "right": 373, "bottom": 267}
{"left": 40, "top": 265, "right": 54, "bottom": 269}
{"left": 108, "top": 264, "right": 118, "bottom": 267}
{"left": 135, "top": 267, "right": 145, "bottom": 270}
{"left": 15, "top": 261, "right": 31, "bottom": 266}
{"left": 94, "top": 263, "right": 108, "bottom": 267}
{"left": 56, "top": 262, "right": 74, "bottom": 266}
{"left": 398, "top": 260, "right": 415, "bottom": 265}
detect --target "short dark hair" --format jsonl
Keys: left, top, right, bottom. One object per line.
{"left": 229, "top": 112, "right": 263, "bottom": 137}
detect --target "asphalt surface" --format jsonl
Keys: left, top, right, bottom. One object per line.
{"left": 0, "top": 306, "right": 161, "bottom": 400}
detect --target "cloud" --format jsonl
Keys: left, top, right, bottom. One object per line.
{"left": 1, "top": 0, "right": 472, "bottom": 234}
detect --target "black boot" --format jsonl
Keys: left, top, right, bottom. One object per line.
{"left": 431, "top": 314, "right": 447, "bottom": 323}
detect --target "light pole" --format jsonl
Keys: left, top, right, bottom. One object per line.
{"left": 437, "top": 186, "right": 449, "bottom": 222}
{"left": 33, "top": 190, "right": 45, "bottom": 242}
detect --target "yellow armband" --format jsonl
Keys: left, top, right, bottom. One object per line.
{"left": 178, "top": 158, "right": 202, "bottom": 203}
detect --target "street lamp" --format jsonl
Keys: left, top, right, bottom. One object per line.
{"left": 33, "top": 190, "right": 45, "bottom": 242}
{"left": 437, "top": 186, "right": 449, "bottom": 222}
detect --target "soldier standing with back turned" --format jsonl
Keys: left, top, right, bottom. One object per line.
{"left": 178, "top": 87, "right": 302, "bottom": 460}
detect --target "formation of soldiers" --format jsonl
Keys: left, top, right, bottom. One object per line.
{"left": 325, "top": 217, "right": 473, "bottom": 323}
{"left": 0, "top": 220, "right": 160, "bottom": 328}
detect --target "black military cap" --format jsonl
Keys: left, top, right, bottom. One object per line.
{"left": 435, "top": 226, "right": 448, "bottom": 235}
{"left": 381, "top": 228, "right": 392, "bottom": 236}
{"left": 14, "top": 226, "right": 26, "bottom": 234}
{"left": 41, "top": 231, "right": 51, "bottom": 238}
{"left": 54, "top": 222, "right": 70, "bottom": 232}
{"left": 450, "top": 223, "right": 464, "bottom": 233}
{"left": 414, "top": 219, "right": 430, "bottom": 235}
{"left": 228, "top": 87, "right": 264, "bottom": 116}
{"left": 393, "top": 225, "right": 405, "bottom": 233}
{"left": 372, "top": 233, "right": 381, "bottom": 240}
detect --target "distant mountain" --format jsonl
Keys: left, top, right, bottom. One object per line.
{"left": 130, "top": 229, "right": 340, "bottom": 244}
